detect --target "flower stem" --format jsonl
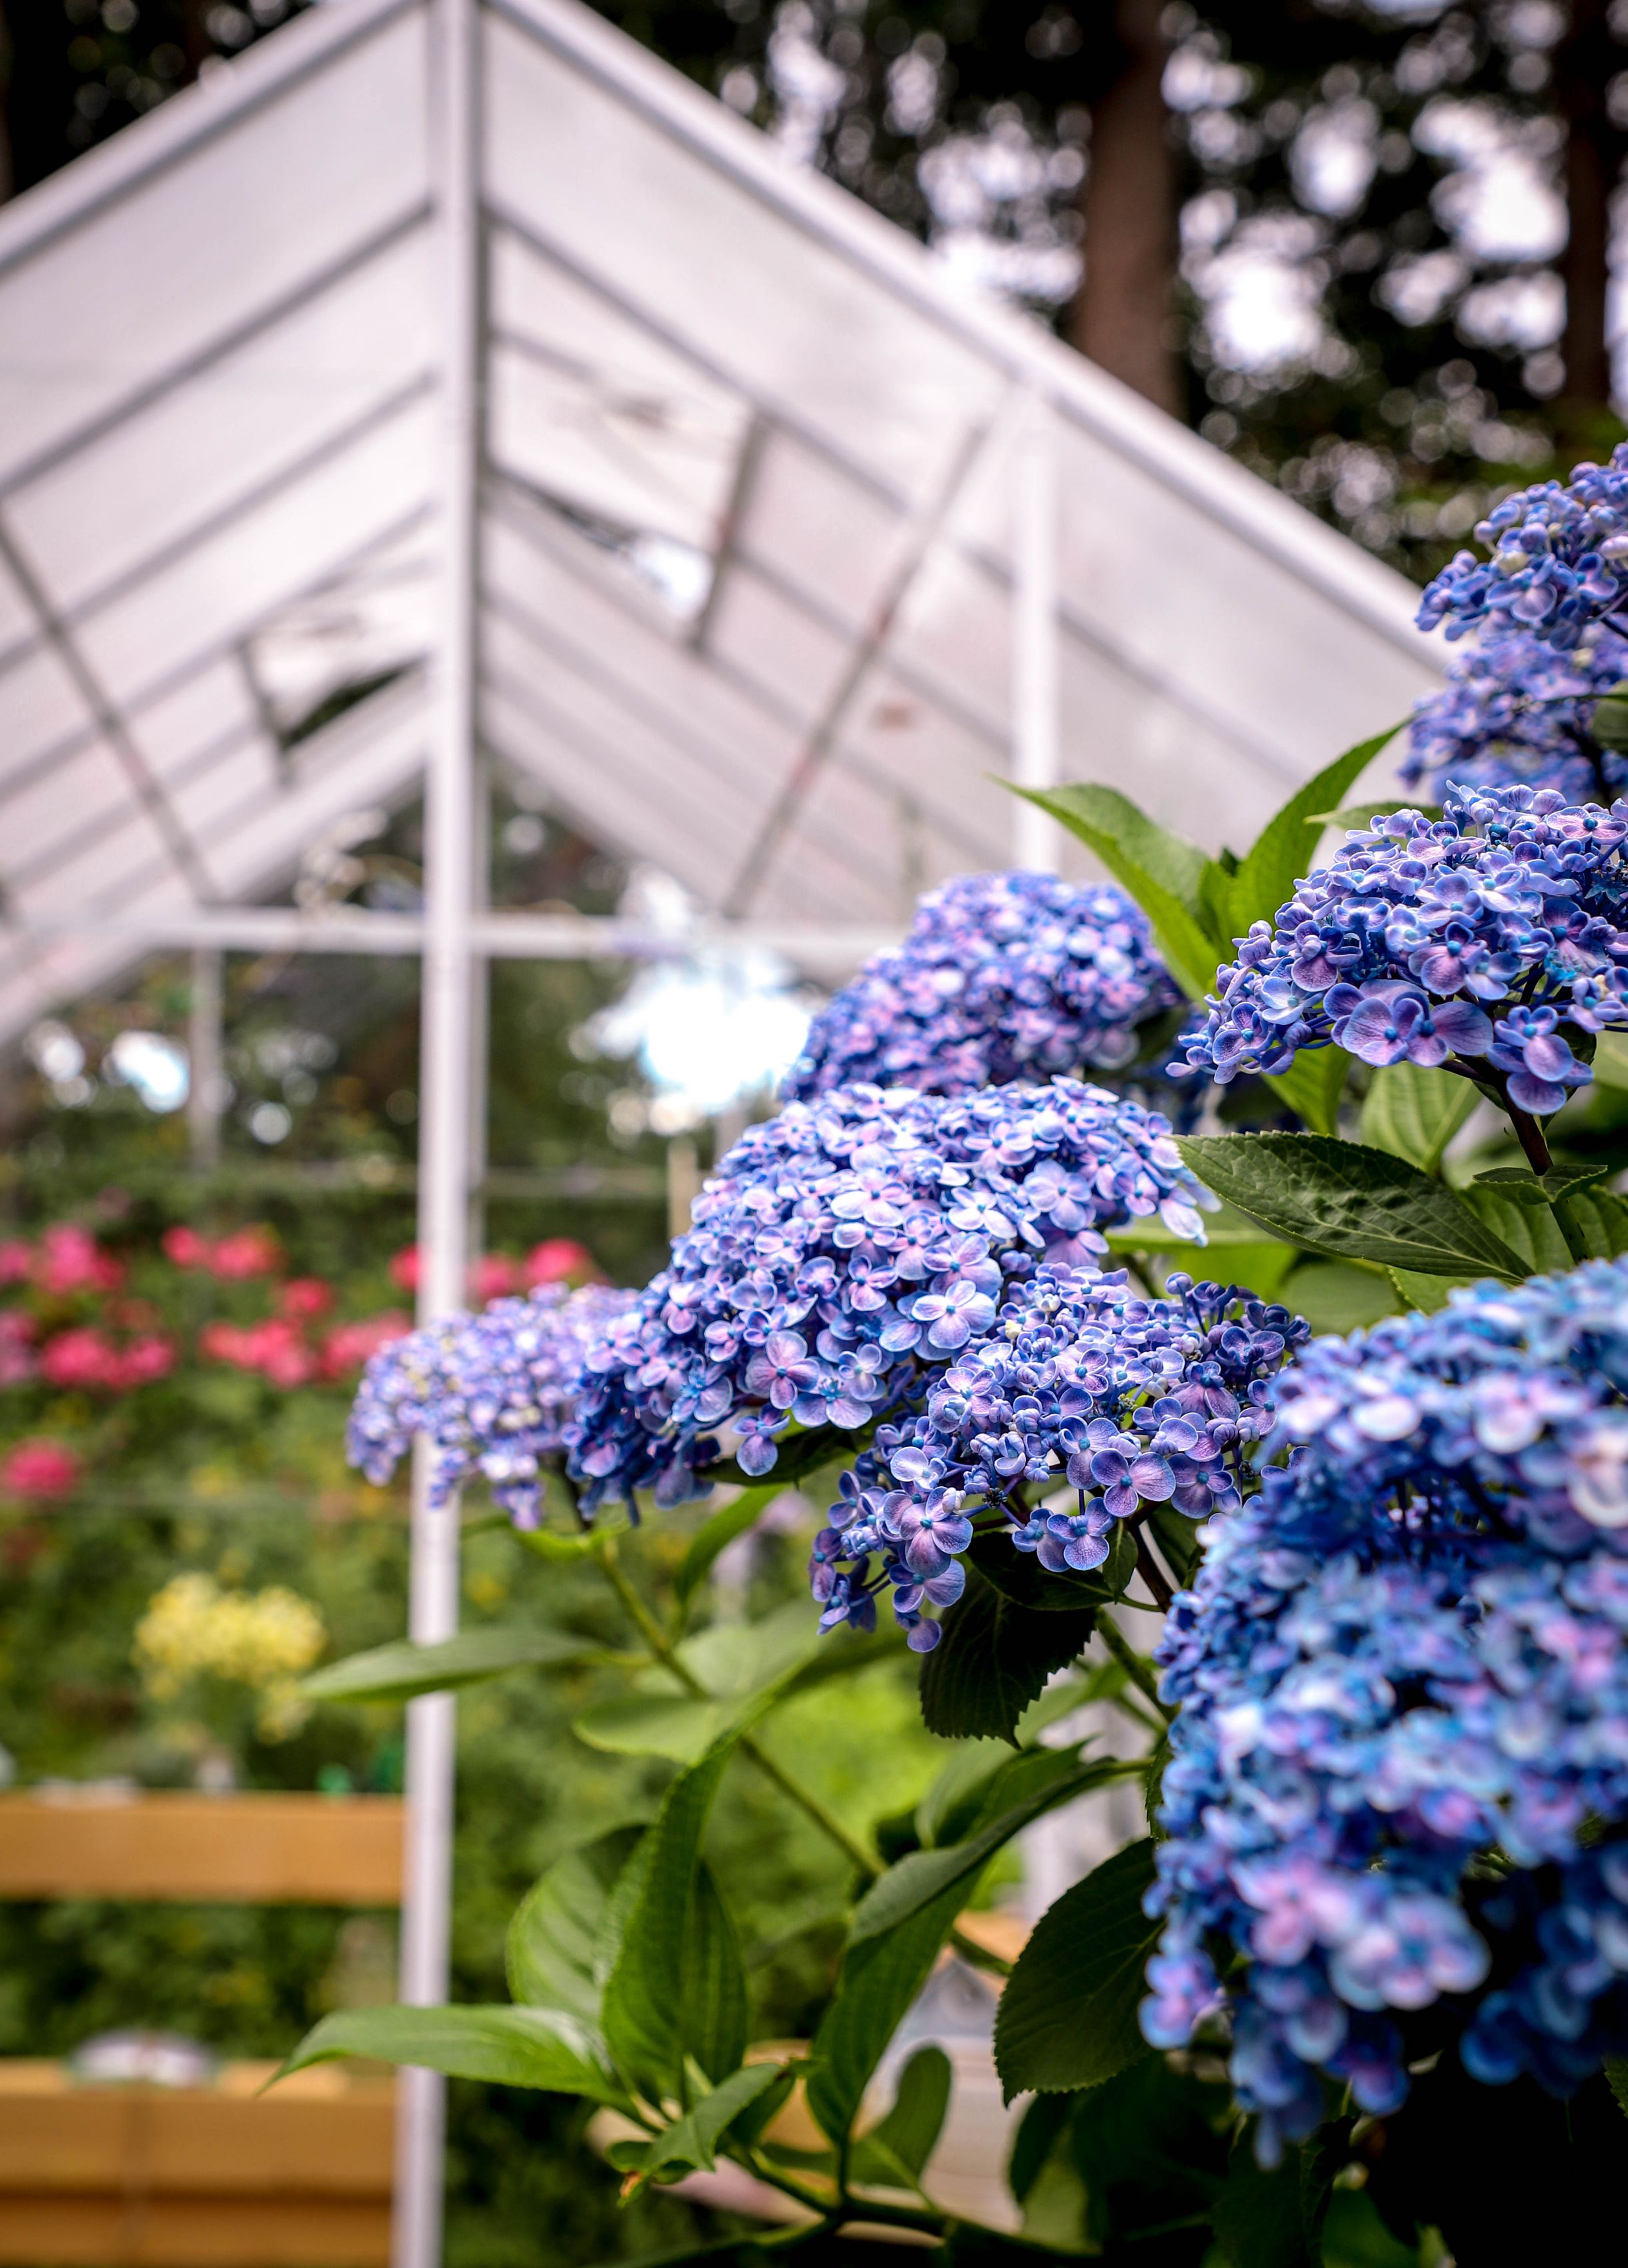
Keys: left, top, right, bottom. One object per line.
{"left": 596, "top": 1540, "right": 881, "bottom": 1885}
{"left": 1133, "top": 1530, "right": 1175, "bottom": 1612}
{"left": 1445, "top": 1053, "right": 1552, "bottom": 1174}
{"left": 1097, "top": 1612, "right": 1173, "bottom": 1720}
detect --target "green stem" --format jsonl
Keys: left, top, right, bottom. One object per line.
{"left": 597, "top": 1541, "right": 881, "bottom": 1886}
{"left": 1097, "top": 1613, "right": 1173, "bottom": 1721}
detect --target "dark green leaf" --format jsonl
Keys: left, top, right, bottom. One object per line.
{"left": 849, "top": 1749, "right": 1125, "bottom": 1947}
{"left": 849, "top": 2044, "right": 951, "bottom": 2188}
{"left": 507, "top": 1825, "right": 645, "bottom": 2022}
{"left": 1305, "top": 798, "right": 1439, "bottom": 833}
{"left": 573, "top": 1692, "right": 731, "bottom": 1763}
{"left": 1589, "top": 690, "right": 1628, "bottom": 750}
{"left": 1298, "top": 2117, "right": 1353, "bottom": 2259}
{"left": 1262, "top": 1044, "right": 1348, "bottom": 1137}
{"left": 916, "top": 1739, "right": 1014, "bottom": 1850}
{"left": 1145, "top": 1505, "right": 1202, "bottom": 1589}
{"left": 1387, "top": 1267, "right": 1471, "bottom": 1316}
{"left": 1212, "top": 2142, "right": 1313, "bottom": 2268}
{"left": 1019, "top": 786, "right": 1223, "bottom": 1000}
{"left": 1360, "top": 1061, "right": 1477, "bottom": 1176}
{"left": 805, "top": 1880, "right": 967, "bottom": 2145}
{"left": 1225, "top": 726, "right": 1403, "bottom": 944}
{"left": 1069, "top": 2055, "right": 1231, "bottom": 2251}
{"left": 1176, "top": 1134, "right": 1525, "bottom": 1279}
{"left": 679, "top": 1861, "right": 750, "bottom": 2083}
{"left": 919, "top": 1564, "right": 1099, "bottom": 1741}
{"left": 275, "top": 2005, "right": 621, "bottom": 2101}
{"left": 675, "top": 1486, "right": 779, "bottom": 1608}
{"left": 600, "top": 1732, "right": 743, "bottom": 2092}
{"left": 1461, "top": 1180, "right": 1573, "bottom": 1276}
{"left": 302, "top": 1626, "right": 603, "bottom": 1705}
{"left": 993, "top": 1839, "right": 1159, "bottom": 2101}
{"left": 704, "top": 1425, "right": 854, "bottom": 1491}
{"left": 640, "top": 2063, "right": 788, "bottom": 2183}
{"left": 1605, "top": 2054, "right": 1628, "bottom": 2119}
{"left": 968, "top": 1523, "right": 1136, "bottom": 1612}
{"left": 1553, "top": 1185, "right": 1628, "bottom": 1261}
{"left": 1007, "top": 2094, "right": 1073, "bottom": 2209}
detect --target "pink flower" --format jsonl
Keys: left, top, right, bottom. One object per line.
{"left": 0, "top": 1438, "right": 81, "bottom": 1501}
{"left": 389, "top": 1246, "right": 421, "bottom": 1293}
{"left": 279, "top": 1278, "right": 335, "bottom": 1322}
{"left": 0, "top": 1312, "right": 37, "bottom": 1388}
{"left": 0, "top": 1242, "right": 33, "bottom": 1284}
{"left": 207, "top": 1228, "right": 281, "bottom": 1280}
{"left": 161, "top": 1226, "right": 211, "bottom": 1270}
{"left": 111, "top": 1336, "right": 175, "bottom": 1390}
{"left": 40, "top": 1328, "right": 121, "bottom": 1390}
{"left": 524, "top": 1238, "right": 599, "bottom": 1287}
{"left": 321, "top": 1312, "right": 412, "bottom": 1379}
{"left": 35, "top": 1226, "right": 123, "bottom": 1297}
{"left": 471, "top": 1254, "right": 521, "bottom": 1302}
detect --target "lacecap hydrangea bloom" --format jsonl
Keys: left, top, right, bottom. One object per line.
{"left": 566, "top": 1081, "right": 1211, "bottom": 1514}
{"left": 784, "top": 872, "right": 1181, "bottom": 1102}
{"left": 809, "top": 1266, "right": 1307, "bottom": 1650}
{"left": 1175, "top": 782, "right": 1628, "bottom": 1114}
{"left": 1402, "top": 625, "right": 1628, "bottom": 807}
{"left": 1417, "top": 446, "right": 1628, "bottom": 654}
{"left": 1145, "top": 1258, "right": 1628, "bottom": 2159}
{"left": 347, "top": 1282, "right": 638, "bottom": 1527}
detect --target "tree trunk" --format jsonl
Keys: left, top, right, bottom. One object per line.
{"left": 1068, "top": 0, "right": 1181, "bottom": 416}
{"left": 1556, "top": 0, "right": 1622, "bottom": 409}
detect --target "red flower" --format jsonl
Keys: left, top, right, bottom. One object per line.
{"left": 279, "top": 1278, "right": 335, "bottom": 1322}
{"left": 320, "top": 1311, "right": 413, "bottom": 1378}
{"left": 208, "top": 1228, "right": 281, "bottom": 1281}
{"left": 524, "top": 1238, "right": 599, "bottom": 1288}
{"left": 35, "top": 1226, "right": 123, "bottom": 1296}
{"left": 0, "top": 1438, "right": 81, "bottom": 1501}
{"left": 471, "top": 1254, "right": 522, "bottom": 1302}
{"left": 388, "top": 1246, "right": 421, "bottom": 1293}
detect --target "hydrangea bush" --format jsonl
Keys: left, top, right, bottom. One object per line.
{"left": 811, "top": 1266, "right": 1305, "bottom": 1650}
{"left": 298, "top": 548, "right": 1628, "bottom": 2257}
{"left": 1175, "top": 781, "right": 1628, "bottom": 1131}
{"left": 1147, "top": 1260, "right": 1628, "bottom": 2160}
{"left": 348, "top": 1282, "right": 639, "bottom": 1527}
{"left": 785, "top": 872, "right": 1181, "bottom": 1100}
{"left": 1403, "top": 625, "right": 1628, "bottom": 807}
{"left": 567, "top": 1078, "right": 1209, "bottom": 1510}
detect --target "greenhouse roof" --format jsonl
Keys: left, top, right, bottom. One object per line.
{"left": 0, "top": 0, "right": 1443, "bottom": 1048}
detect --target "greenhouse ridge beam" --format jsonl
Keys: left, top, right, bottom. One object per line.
{"left": 10, "top": 910, "right": 900, "bottom": 972}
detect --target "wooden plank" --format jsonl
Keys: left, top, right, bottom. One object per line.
{"left": 0, "top": 2062, "right": 395, "bottom": 2196}
{"left": 0, "top": 1793, "right": 404, "bottom": 1904}
{"left": 0, "top": 2197, "right": 391, "bottom": 2267}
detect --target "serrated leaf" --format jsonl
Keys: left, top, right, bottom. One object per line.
{"left": 849, "top": 1749, "right": 1125, "bottom": 1947}
{"left": 1461, "top": 1182, "right": 1574, "bottom": 1276}
{"left": 1176, "top": 1133, "right": 1525, "bottom": 1279}
{"left": 849, "top": 2044, "right": 951, "bottom": 2188}
{"left": 1556, "top": 1185, "right": 1628, "bottom": 1260}
{"left": 993, "top": 1839, "right": 1158, "bottom": 2101}
{"left": 1226, "top": 726, "right": 1404, "bottom": 944}
{"left": 274, "top": 2004, "right": 621, "bottom": 2102}
{"left": 507, "top": 1825, "right": 645, "bottom": 2022}
{"left": 968, "top": 1524, "right": 1137, "bottom": 1613}
{"left": 1605, "top": 2054, "right": 1628, "bottom": 2118}
{"left": 1388, "top": 1268, "right": 1472, "bottom": 1316}
{"left": 679, "top": 1861, "right": 750, "bottom": 2084}
{"left": 805, "top": 1879, "right": 968, "bottom": 2146}
{"left": 1590, "top": 690, "right": 1628, "bottom": 750}
{"left": 600, "top": 1733, "right": 745, "bottom": 2093}
{"left": 302, "top": 1626, "right": 605, "bottom": 1705}
{"left": 1020, "top": 786, "right": 1224, "bottom": 1001}
{"left": 1361, "top": 1061, "right": 1477, "bottom": 1176}
{"left": 1263, "top": 1044, "right": 1348, "bottom": 1136}
{"left": 675, "top": 1485, "right": 778, "bottom": 1608}
{"left": 919, "top": 1564, "right": 1099, "bottom": 1741}
{"left": 639, "top": 2062, "right": 789, "bottom": 2185}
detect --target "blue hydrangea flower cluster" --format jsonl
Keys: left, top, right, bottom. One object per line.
{"left": 347, "top": 1283, "right": 638, "bottom": 1528}
{"left": 1418, "top": 446, "right": 1628, "bottom": 653}
{"left": 1145, "top": 1258, "right": 1628, "bottom": 2159}
{"left": 809, "top": 1266, "right": 1306, "bottom": 1651}
{"left": 1176, "top": 782, "right": 1628, "bottom": 1112}
{"left": 565, "top": 1082, "right": 1212, "bottom": 1513}
{"left": 784, "top": 872, "right": 1181, "bottom": 1102}
{"left": 1402, "top": 625, "right": 1628, "bottom": 806}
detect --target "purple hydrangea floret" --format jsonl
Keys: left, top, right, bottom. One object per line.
{"left": 785, "top": 872, "right": 1182, "bottom": 1102}
{"left": 1146, "top": 1258, "right": 1628, "bottom": 2162}
{"left": 1175, "top": 782, "right": 1628, "bottom": 1112}
{"left": 1417, "top": 445, "right": 1628, "bottom": 654}
{"left": 1403, "top": 625, "right": 1628, "bottom": 806}
{"left": 565, "top": 1081, "right": 1212, "bottom": 1514}
{"left": 347, "top": 1283, "right": 639, "bottom": 1528}
{"left": 811, "top": 1265, "right": 1305, "bottom": 1652}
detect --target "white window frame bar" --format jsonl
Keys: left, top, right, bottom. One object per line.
{"left": 1011, "top": 392, "right": 1061, "bottom": 874}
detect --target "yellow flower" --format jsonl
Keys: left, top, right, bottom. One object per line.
{"left": 133, "top": 1574, "right": 326, "bottom": 1741}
